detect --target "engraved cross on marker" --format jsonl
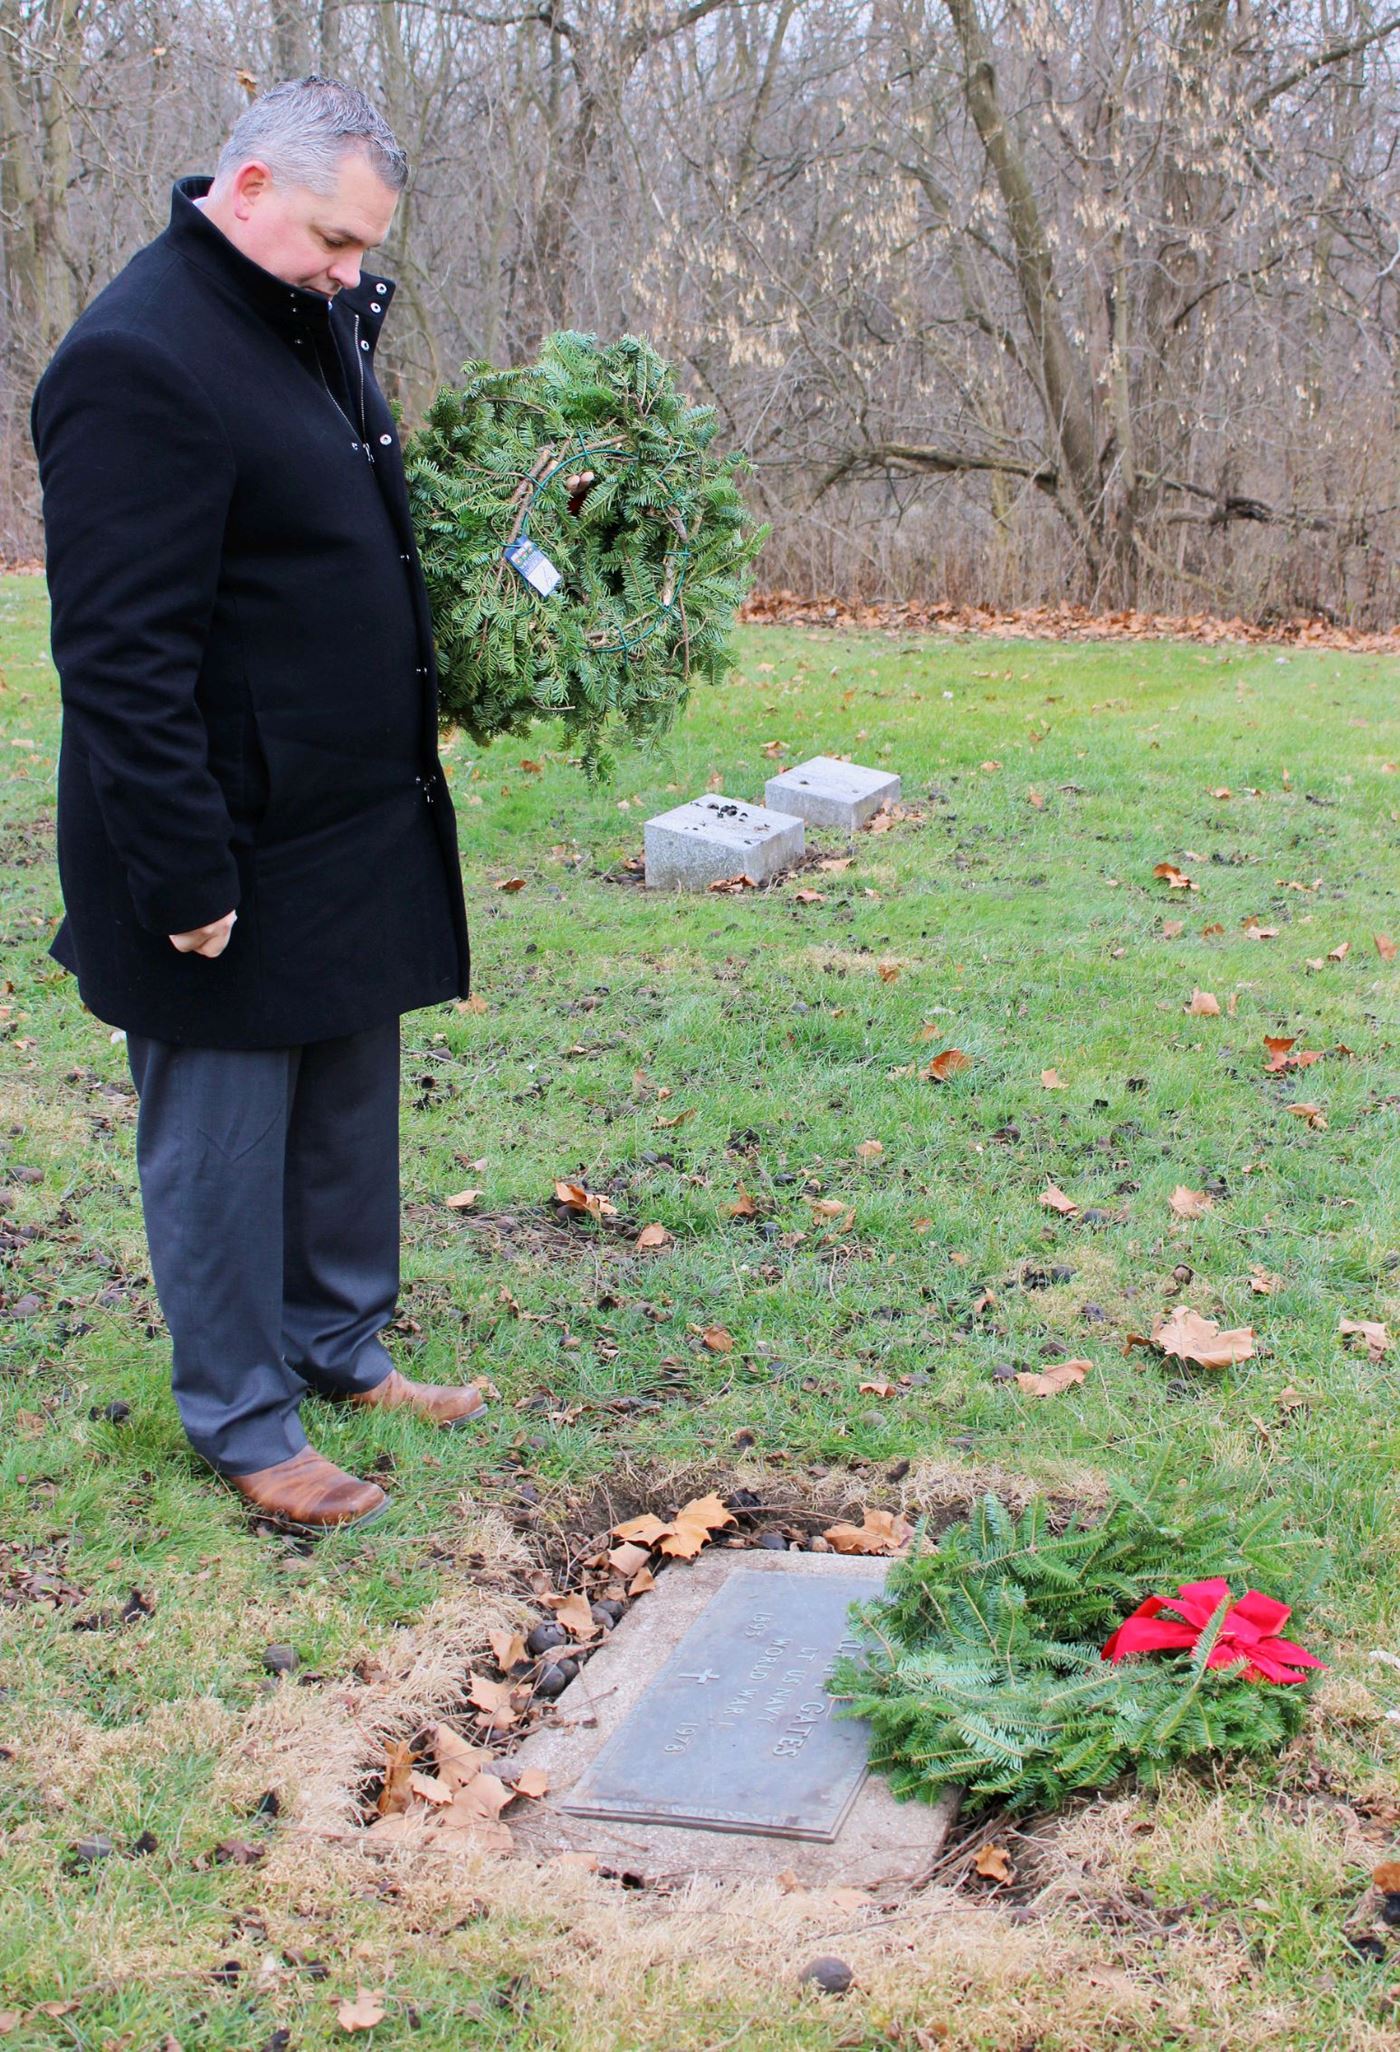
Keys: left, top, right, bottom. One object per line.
{"left": 678, "top": 1668, "right": 720, "bottom": 1684}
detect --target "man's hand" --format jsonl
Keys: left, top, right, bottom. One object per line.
{"left": 169, "top": 909, "right": 237, "bottom": 958}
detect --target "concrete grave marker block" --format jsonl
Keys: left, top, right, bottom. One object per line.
{"left": 644, "top": 794, "right": 804, "bottom": 891}
{"left": 764, "top": 756, "right": 901, "bottom": 831}
{"left": 508, "top": 1551, "right": 958, "bottom": 1887}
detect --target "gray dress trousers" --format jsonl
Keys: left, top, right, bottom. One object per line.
{"left": 125, "top": 1022, "right": 400, "bottom": 1474}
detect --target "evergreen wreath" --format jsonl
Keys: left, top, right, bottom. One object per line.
{"left": 404, "top": 331, "right": 767, "bottom": 777}
{"left": 832, "top": 1470, "right": 1326, "bottom": 1816}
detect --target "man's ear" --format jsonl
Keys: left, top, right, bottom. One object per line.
{"left": 230, "top": 160, "right": 272, "bottom": 219}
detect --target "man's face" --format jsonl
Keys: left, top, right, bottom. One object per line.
{"left": 217, "top": 150, "right": 399, "bottom": 297}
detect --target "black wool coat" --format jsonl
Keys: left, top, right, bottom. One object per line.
{"left": 30, "top": 174, "right": 471, "bottom": 1048}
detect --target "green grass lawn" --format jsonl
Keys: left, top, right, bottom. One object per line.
{"left": 2, "top": 569, "right": 1399, "bottom": 2049}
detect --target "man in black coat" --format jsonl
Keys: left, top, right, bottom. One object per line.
{"left": 31, "top": 76, "right": 486, "bottom": 1531}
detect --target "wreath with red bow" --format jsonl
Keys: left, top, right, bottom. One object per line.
{"left": 834, "top": 1476, "right": 1325, "bottom": 1814}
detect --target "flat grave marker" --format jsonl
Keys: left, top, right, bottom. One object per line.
{"left": 510, "top": 1551, "right": 958, "bottom": 1886}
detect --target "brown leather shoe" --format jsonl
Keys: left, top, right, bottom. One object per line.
{"left": 350, "top": 1367, "right": 488, "bottom": 1428}
{"left": 229, "top": 1446, "right": 388, "bottom": 1533}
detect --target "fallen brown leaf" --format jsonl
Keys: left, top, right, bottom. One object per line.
{"left": 876, "top": 958, "right": 903, "bottom": 983}
{"left": 488, "top": 1628, "right": 527, "bottom": 1671}
{"left": 1284, "top": 1103, "right": 1327, "bottom": 1129}
{"left": 1376, "top": 933, "right": 1397, "bottom": 962}
{"left": 495, "top": 877, "right": 527, "bottom": 892}
{"left": 376, "top": 1738, "right": 415, "bottom": 1817}
{"left": 1162, "top": 919, "right": 1185, "bottom": 939}
{"left": 1040, "top": 1068, "right": 1066, "bottom": 1089}
{"left": 701, "top": 1325, "right": 734, "bottom": 1353}
{"left": 793, "top": 889, "right": 825, "bottom": 904}
{"left": 1015, "top": 1358, "right": 1091, "bottom": 1396}
{"left": 1327, "top": 941, "right": 1350, "bottom": 962}
{"left": 513, "top": 1766, "right": 549, "bottom": 1800}
{"left": 337, "top": 1989, "right": 386, "bottom": 2032}
{"left": 1340, "top": 1317, "right": 1389, "bottom": 1364}
{"left": 1185, "top": 989, "right": 1221, "bottom": 1016}
{"left": 635, "top": 1222, "right": 671, "bottom": 1250}
{"left": 823, "top": 1507, "right": 913, "bottom": 1556}
{"left": 1249, "top": 1268, "right": 1282, "bottom": 1296}
{"left": 855, "top": 1139, "right": 885, "bottom": 1162}
{"left": 554, "top": 1179, "right": 618, "bottom": 1221}
{"left": 1039, "top": 1182, "right": 1079, "bottom": 1216}
{"left": 923, "top": 1048, "right": 972, "bottom": 1082}
{"left": 612, "top": 1512, "right": 672, "bottom": 1546}
{"left": 659, "top": 1492, "right": 737, "bottom": 1559}
{"left": 550, "top": 1591, "right": 601, "bottom": 1640}
{"left": 973, "top": 1843, "right": 1014, "bottom": 1883}
{"left": 1169, "top": 1185, "right": 1213, "bottom": 1219}
{"left": 608, "top": 1540, "right": 652, "bottom": 1577}
{"left": 1131, "top": 1308, "right": 1255, "bottom": 1370}
{"left": 444, "top": 1188, "right": 482, "bottom": 1210}
{"left": 1153, "top": 862, "right": 1197, "bottom": 891}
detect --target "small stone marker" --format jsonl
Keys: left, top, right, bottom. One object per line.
{"left": 644, "top": 794, "right": 804, "bottom": 891}
{"left": 764, "top": 756, "right": 901, "bottom": 831}
{"left": 509, "top": 1552, "right": 957, "bottom": 1886}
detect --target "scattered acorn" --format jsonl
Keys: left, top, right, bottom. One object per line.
{"left": 534, "top": 1657, "right": 579, "bottom": 1701}
{"left": 590, "top": 1599, "right": 624, "bottom": 1629}
{"left": 262, "top": 1643, "right": 298, "bottom": 1675}
{"left": 1382, "top": 1896, "right": 1400, "bottom": 1928}
{"left": 70, "top": 1832, "right": 113, "bottom": 1865}
{"left": 1348, "top": 1934, "right": 1387, "bottom": 1964}
{"left": 799, "top": 1956, "right": 854, "bottom": 1995}
{"left": 526, "top": 1621, "right": 567, "bottom": 1658}
{"left": 756, "top": 1530, "right": 788, "bottom": 1551}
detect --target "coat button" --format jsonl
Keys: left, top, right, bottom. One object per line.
{"left": 370, "top": 300, "right": 381, "bottom": 312}
{"left": 375, "top": 282, "right": 387, "bottom": 293}
{"left": 360, "top": 338, "right": 370, "bottom": 350}
{"left": 379, "top": 433, "right": 393, "bottom": 446}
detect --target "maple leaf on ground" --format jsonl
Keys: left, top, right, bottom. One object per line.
{"left": 973, "top": 1844, "right": 1014, "bottom": 1883}
{"left": 701, "top": 1324, "right": 734, "bottom": 1353}
{"left": 611, "top": 1513, "right": 672, "bottom": 1547}
{"left": 548, "top": 1591, "right": 601, "bottom": 1640}
{"left": 444, "top": 1189, "right": 482, "bottom": 1210}
{"left": 1153, "top": 862, "right": 1197, "bottom": 891}
{"left": 608, "top": 1540, "right": 652, "bottom": 1577}
{"left": 513, "top": 1766, "right": 549, "bottom": 1799}
{"left": 1015, "top": 1358, "right": 1091, "bottom": 1396}
{"left": 1327, "top": 941, "right": 1350, "bottom": 962}
{"left": 336, "top": 1989, "right": 386, "bottom": 2033}
{"left": 823, "top": 1507, "right": 913, "bottom": 1556}
{"left": 859, "top": 1379, "right": 897, "bottom": 1398}
{"left": 1285, "top": 1103, "right": 1327, "bottom": 1129}
{"left": 1263, "top": 1036, "right": 1324, "bottom": 1073}
{"left": 1129, "top": 1308, "right": 1255, "bottom": 1370}
{"left": 488, "top": 1628, "right": 527, "bottom": 1671}
{"left": 923, "top": 1048, "right": 971, "bottom": 1081}
{"left": 1340, "top": 1318, "right": 1390, "bottom": 1364}
{"left": 1039, "top": 1182, "right": 1079, "bottom": 1216}
{"left": 495, "top": 876, "right": 527, "bottom": 892}
{"left": 409, "top": 1771, "right": 453, "bottom": 1806}
{"left": 634, "top": 1222, "right": 671, "bottom": 1250}
{"left": 1376, "top": 933, "right": 1397, "bottom": 962}
{"left": 793, "top": 889, "right": 825, "bottom": 904}
{"left": 855, "top": 1139, "right": 884, "bottom": 1162}
{"left": 1162, "top": 919, "right": 1185, "bottom": 939}
{"left": 727, "top": 1185, "right": 758, "bottom": 1216}
{"left": 1041, "top": 1068, "right": 1067, "bottom": 1089}
{"left": 1169, "top": 1185, "right": 1213, "bottom": 1219}
{"left": 1185, "top": 989, "right": 1221, "bottom": 1016}
{"left": 1249, "top": 1268, "right": 1282, "bottom": 1296}
{"left": 1241, "top": 918, "right": 1279, "bottom": 940}
{"left": 877, "top": 957, "right": 903, "bottom": 983}
{"left": 433, "top": 1722, "right": 490, "bottom": 1791}
{"left": 467, "top": 1672, "right": 519, "bottom": 1729}
{"left": 658, "top": 1492, "right": 737, "bottom": 1559}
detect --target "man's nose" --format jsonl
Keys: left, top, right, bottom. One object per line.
{"left": 328, "top": 255, "right": 362, "bottom": 289}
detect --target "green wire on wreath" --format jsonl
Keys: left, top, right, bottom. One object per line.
{"left": 404, "top": 331, "right": 768, "bottom": 778}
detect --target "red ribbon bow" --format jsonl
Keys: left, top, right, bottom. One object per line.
{"left": 1101, "top": 1578, "right": 1324, "bottom": 1685}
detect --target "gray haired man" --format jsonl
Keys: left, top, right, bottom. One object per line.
{"left": 32, "top": 78, "right": 486, "bottom": 1532}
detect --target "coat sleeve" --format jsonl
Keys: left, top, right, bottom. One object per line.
{"left": 32, "top": 325, "right": 242, "bottom": 936}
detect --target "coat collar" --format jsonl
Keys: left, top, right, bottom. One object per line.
{"left": 165, "top": 175, "right": 396, "bottom": 347}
